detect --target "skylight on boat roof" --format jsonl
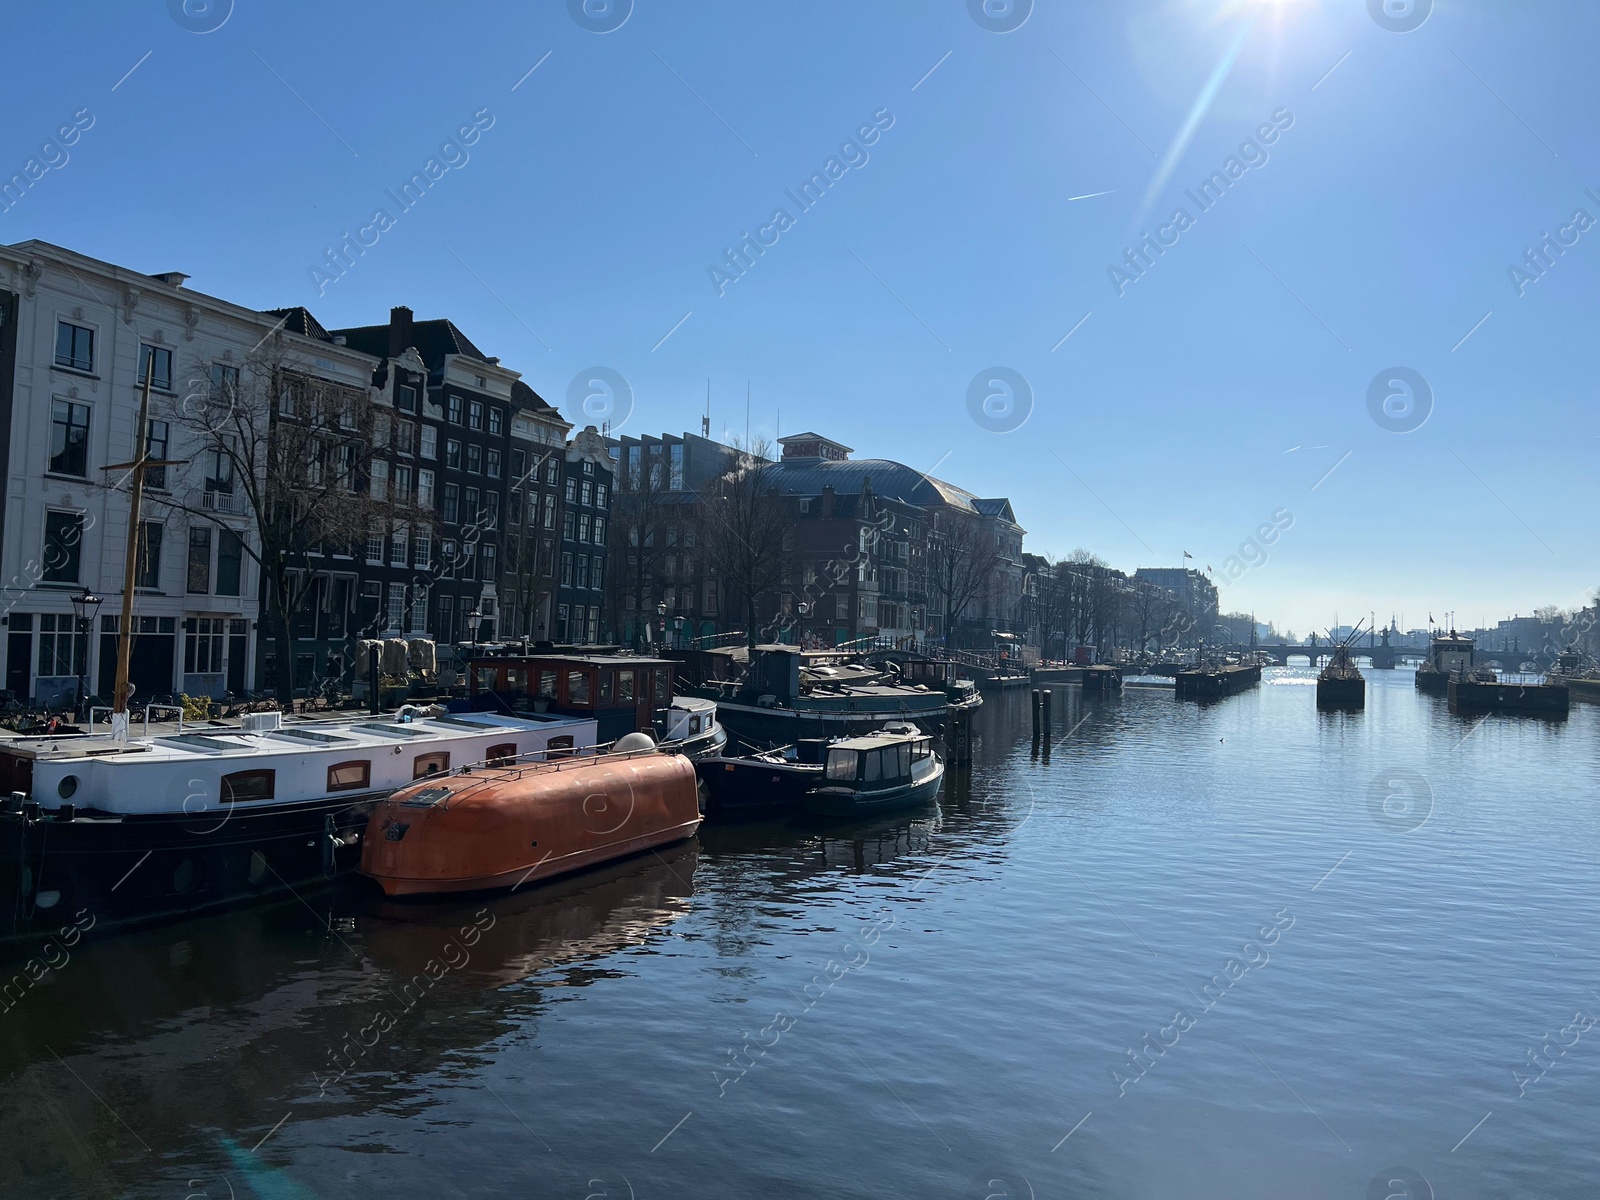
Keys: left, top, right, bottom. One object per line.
{"left": 353, "top": 722, "right": 431, "bottom": 739}
{"left": 267, "top": 728, "right": 358, "bottom": 745}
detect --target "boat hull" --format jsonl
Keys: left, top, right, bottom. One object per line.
{"left": 1175, "top": 663, "right": 1261, "bottom": 700}
{"left": 804, "top": 762, "right": 945, "bottom": 819}
{"left": 1447, "top": 679, "right": 1569, "bottom": 716}
{"left": 1414, "top": 667, "right": 1450, "bottom": 695}
{"left": 361, "top": 752, "right": 702, "bottom": 897}
{"left": 694, "top": 756, "right": 822, "bottom": 819}
{"left": 1316, "top": 677, "right": 1366, "bottom": 710}
{"left": 0, "top": 793, "right": 378, "bottom": 947}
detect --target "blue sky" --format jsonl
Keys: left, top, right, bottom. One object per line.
{"left": 5, "top": 0, "right": 1596, "bottom": 632}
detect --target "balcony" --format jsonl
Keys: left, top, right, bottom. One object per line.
{"left": 201, "top": 487, "right": 241, "bottom": 514}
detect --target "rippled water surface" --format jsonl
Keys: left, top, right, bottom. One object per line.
{"left": 5, "top": 668, "right": 1599, "bottom": 1199}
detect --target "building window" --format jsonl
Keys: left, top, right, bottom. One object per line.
{"left": 446, "top": 439, "right": 462, "bottom": 470}
{"left": 576, "top": 555, "right": 589, "bottom": 590}
{"left": 586, "top": 608, "right": 599, "bottom": 642}
{"left": 561, "top": 552, "right": 573, "bottom": 586}
{"left": 439, "top": 594, "right": 455, "bottom": 643}
{"left": 221, "top": 769, "right": 275, "bottom": 803}
{"left": 387, "top": 582, "right": 405, "bottom": 631}
{"left": 545, "top": 459, "right": 558, "bottom": 484}
{"left": 389, "top": 526, "right": 408, "bottom": 567}
{"left": 187, "top": 527, "right": 213, "bottom": 593}
{"left": 510, "top": 448, "right": 526, "bottom": 480}
{"left": 670, "top": 444, "right": 684, "bottom": 489}
{"left": 592, "top": 558, "right": 605, "bottom": 592}
{"left": 184, "top": 617, "right": 225, "bottom": 672}
{"left": 204, "top": 441, "right": 236, "bottom": 507}
{"left": 542, "top": 495, "right": 556, "bottom": 529}
{"left": 420, "top": 425, "right": 437, "bottom": 459}
{"left": 145, "top": 420, "right": 169, "bottom": 490}
{"left": 42, "top": 510, "right": 84, "bottom": 583}
{"left": 487, "top": 448, "right": 501, "bottom": 479}
{"left": 467, "top": 444, "right": 482, "bottom": 474}
{"left": 393, "top": 464, "right": 413, "bottom": 504}
{"left": 578, "top": 480, "right": 591, "bottom": 507}
{"left": 327, "top": 760, "right": 371, "bottom": 791}
{"left": 411, "top": 584, "right": 428, "bottom": 631}
{"left": 36, "top": 613, "right": 82, "bottom": 677}
{"left": 442, "top": 483, "right": 459, "bottom": 524}
{"left": 481, "top": 541, "right": 496, "bottom": 579}
{"left": 216, "top": 529, "right": 243, "bottom": 596}
{"left": 564, "top": 477, "right": 577, "bottom": 504}
{"left": 578, "top": 513, "right": 591, "bottom": 543}
{"left": 556, "top": 604, "right": 569, "bottom": 641}
{"left": 593, "top": 516, "right": 606, "bottom": 544}
{"left": 488, "top": 407, "right": 503, "bottom": 436}
{"left": 365, "top": 525, "right": 384, "bottom": 564}
{"left": 48, "top": 400, "right": 90, "bottom": 477}
{"left": 396, "top": 419, "right": 416, "bottom": 457}
{"left": 398, "top": 384, "right": 418, "bottom": 413}
{"left": 139, "top": 344, "right": 173, "bottom": 391}
{"left": 134, "top": 521, "right": 163, "bottom": 589}
{"left": 413, "top": 751, "right": 449, "bottom": 780}
{"left": 373, "top": 413, "right": 391, "bottom": 449}
{"left": 54, "top": 321, "right": 94, "bottom": 372}
{"left": 468, "top": 400, "right": 484, "bottom": 430}
{"left": 414, "top": 527, "right": 432, "bottom": 569}
{"left": 463, "top": 487, "right": 479, "bottom": 525}
{"left": 369, "top": 459, "right": 388, "bottom": 502}
{"left": 483, "top": 492, "right": 500, "bottom": 530}
{"left": 448, "top": 395, "right": 463, "bottom": 424}
{"left": 596, "top": 483, "right": 608, "bottom": 509}
{"left": 417, "top": 468, "right": 435, "bottom": 508}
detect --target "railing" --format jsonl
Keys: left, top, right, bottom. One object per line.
{"left": 201, "top": 488, "right": 242, "bottom": 514}
{"left": 87, "top": 703, "right": 185, "bottom": 738}
{"left": 688, "top": 630, "right": 746, "bottom": 650}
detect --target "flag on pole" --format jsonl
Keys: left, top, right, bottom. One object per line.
{"left": 1182, "top": 550, "right": 1193, "bottom": 559}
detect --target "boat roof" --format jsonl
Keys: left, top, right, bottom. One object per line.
{"left": 829, "top": 726, "right": 928, "bottom": 752}
{"left": 472, "top": 653, "right": 677, "bottom": 668}
{"left": 0, "top": 710, "right": 587, "bottom": 763}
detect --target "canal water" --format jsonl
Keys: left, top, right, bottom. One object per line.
{"left": 3, "top": 668, "right": 1596, "bottom": 1199}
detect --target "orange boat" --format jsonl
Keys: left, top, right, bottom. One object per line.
{"left": 360, "top": 740, "right": 702, "bottom": 897}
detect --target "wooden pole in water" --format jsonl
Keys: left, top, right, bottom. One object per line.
{"left": 1031, "top": 689, "right": 1041, "bottom": 742}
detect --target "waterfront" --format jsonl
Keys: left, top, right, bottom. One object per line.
{"left": 4, "top": 668, "right": 1599, "bottom": 1198}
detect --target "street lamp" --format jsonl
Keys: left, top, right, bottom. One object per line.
{"left": 465, "top": 605, "right": 483, "bottom": 662}
{"left": 70, "top": 588, "right": 102, "bottom": 719}
{"left": 656, "top": 601, "right": 667, "bottom": 650}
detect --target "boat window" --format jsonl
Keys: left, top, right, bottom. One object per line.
{"left": 536, "top": 669, "right": 557, "bottom": 699}
{"left": 327, "top": 760, "right": 371, "bottom": 791}
{"left": 825, "top": 748, "right": 857, "bottom": 781}
{"left": 655, "top": 667, "right": 670, "bottom": 700}
{"left": 599, "top": 670, "right": 614, "bottom": 704}
{"left": 505, "top": 667, "right": 527, "bottom": 697}
{"left": 476, "top": 666, "right": 499, "bottom": 694}
{"left": 863, "top": 750, "right": 882, "bottom": 783}
{"left": 566, "top": 670, "right": 591, "bottom": 706}
{"left": 485, "top": 742, "right": 517, "bottom": 766}
{"left": 547, "top": 735, "right": 575, "bottom": 756}
{"left": 617, "top": 669, "right": 635, "bottom": 701}
{"left": 897, "top": 744, "right": 911, "bottom": 776}
{"left": 413, "top": 751, "right": 450, "bottom": 780}
{"left": 221, "top": 769, "right": 275, "bottom": 804}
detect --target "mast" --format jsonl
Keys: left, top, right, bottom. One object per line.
{"left": 103, "top": 356, "right": 182, "bottom": 737}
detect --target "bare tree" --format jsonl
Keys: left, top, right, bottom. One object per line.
{"left": 925, "top": 510, "right": 1001, "bottom": 649}
{"left": 694, "top": 439, "right": 790, "bottom": 649}
{"left": 609, "top": 443, "right": 678, "bottom": 647}
{"left": 504, "top": 449, "right": 562, "bottom": 641}
{"left": 163, "top": 350, "right": 404, "bottom": 706}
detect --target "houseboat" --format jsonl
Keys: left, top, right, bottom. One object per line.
{"left": 690, "top": 645, "right": 953, "bottom": 751}
{"left": 1316, "top": 627, "right": 1366, "bottom": 711}
{"left": 1548, "top": 650, "right": 1600, "bottom": 704}
{"left": 1415, "top": 632, "right": 1474, "bottom": 695}
{"left": 1448, "top": 673, "right": 1569, "bottom": 717}
{"left": 1174, "top": 657, "right": 1261, "bottom": 700}
{"left": 360, "top": 734, "right": 702, "bottom": 896}
{"left": 464, "top": 648, "right": 726, "bottom": 759}
{"left": 804, "top": 724, "right": 945, "bottom": 818}
{"left": 0, "top": 707, "right": 597, "bottom": 945}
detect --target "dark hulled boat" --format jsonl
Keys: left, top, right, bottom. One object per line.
{"left": 694, "top": 739, "right": 829, "bottom": 820}
{"left": 1415, "top": 632, "right": 1474, "bottom": 695}
{"left": 1175, "top": 657, "right": 1261, "bottom": 700}
{"left": 1316, "top": 626, "right": 1366, "bottom": 711}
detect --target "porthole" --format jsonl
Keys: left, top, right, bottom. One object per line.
{"left": 57, "top": 775, "right": 78, "bottom": 800}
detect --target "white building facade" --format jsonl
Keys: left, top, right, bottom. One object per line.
{"left": 0, "top": 241, "right": 369, "bottom": 706}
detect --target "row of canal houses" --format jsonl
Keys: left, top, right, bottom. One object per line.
{"left": 0, "top": 240, "right": 1032, "bottom": 705}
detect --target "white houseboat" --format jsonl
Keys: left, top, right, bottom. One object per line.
{"left": 0, "top": 707, "right": 596, "bottom": 944}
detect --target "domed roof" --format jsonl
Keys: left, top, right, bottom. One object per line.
{"left": 765, "top": 457, "right": 981, "bottom": 513}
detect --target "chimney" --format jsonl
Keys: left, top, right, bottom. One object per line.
{"left": 388, "top": 305, "right": 414, "bottom": 359}
{"left": 153, "top": 271, "right": 189, "bottom": 287}
{"left": 821, "top": 485, "right": 835, "bottom": 519}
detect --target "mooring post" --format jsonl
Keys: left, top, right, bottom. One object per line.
{"left": 1031, "top": 689, "right": 1041, "bottom": 742}
{"left": 1042, "top": 688, "right": 1053, "bottom": 735}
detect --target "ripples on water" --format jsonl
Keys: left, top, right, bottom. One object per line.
{"left": 2, "top": 668, "right": 1597, "bottom": 1199}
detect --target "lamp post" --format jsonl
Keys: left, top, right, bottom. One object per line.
{"left": 656, "top": 601, "right": 667, "bottom": 650}
{"left": 465, "top": 605, "right": 483, "bottom": 675}
{"left": 70, "top": 588, "right": 103, "bottom": 719}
